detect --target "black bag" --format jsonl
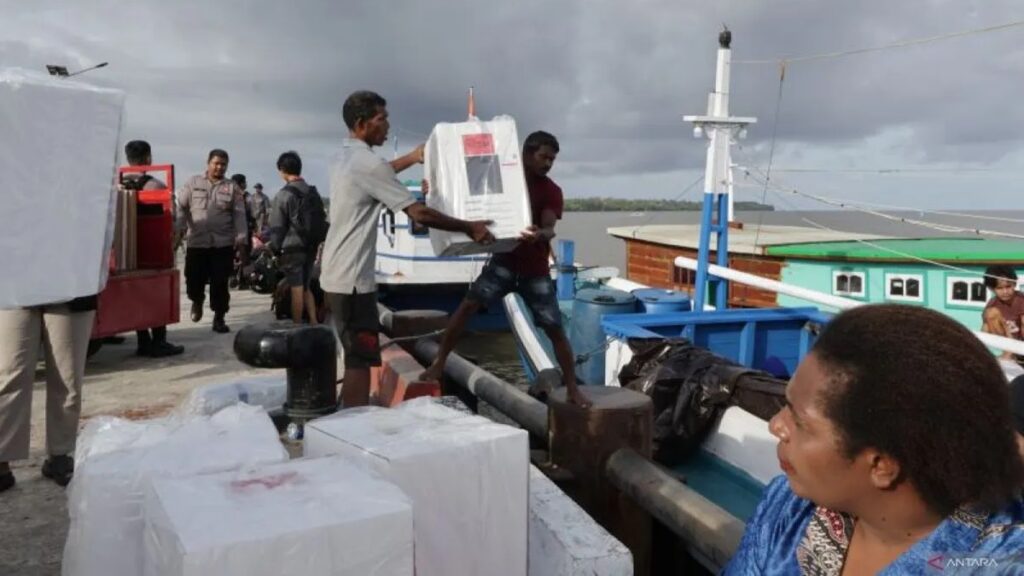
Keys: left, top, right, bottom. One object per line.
{"left": 121, "top": 174, "right": 153, "bottom": 191}
{"left": 619, "top": 338, "right": 787, "bottom": 465}
{"left": 284, "top": 184, "right": 328, "bottom": 247}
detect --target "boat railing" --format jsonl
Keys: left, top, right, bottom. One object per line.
{"left": 674, "top": 256, "right": 1024, "bottom": 357}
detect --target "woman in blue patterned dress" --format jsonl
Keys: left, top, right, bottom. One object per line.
{"left": 725, "top": 304, "right": 1024, "bottom": 575}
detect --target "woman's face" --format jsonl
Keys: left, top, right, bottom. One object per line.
{"left": 769, "top": 353, "right": 875, "bottom": 509}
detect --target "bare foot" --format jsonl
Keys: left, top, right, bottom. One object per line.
{"left": 419, "top": 362, "right": 445, "bottom": 382}
{"left": 566, "top": 386, "right": 593, "bottom": 409}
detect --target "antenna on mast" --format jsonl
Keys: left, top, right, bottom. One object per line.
{"left": 467, "top": 86, "right": 477, "bottom": 120}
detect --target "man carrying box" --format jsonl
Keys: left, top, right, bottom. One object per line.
{"left": 321, "top": 90, "right": 495, "bottom": 408}
{"left": 421, "top": 131, "right": 592, "bottom": 408}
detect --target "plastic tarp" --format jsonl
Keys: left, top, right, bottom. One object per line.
{"left": 618, "top": 338, "right": 787, "bottom": 465}
{"left": 0, "top": 68, "right": 124, "bottom": 308}
{"left": 63, "top": 405, "right": 289, "bottom": 576}
{"left": 424, "top": 116, "right": 532, "bottom": 256}
{"left": 176, "top": 374, "right": 287, "bottom": 416}
{"left": 304, "top": 397, "right": 529, "bottom": 576}
{"left": 143, "top": 457, "right": 414, "bottom": 576}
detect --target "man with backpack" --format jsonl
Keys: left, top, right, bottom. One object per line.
{"left": 268, "top": 151, "right": 326, "bottom": 324}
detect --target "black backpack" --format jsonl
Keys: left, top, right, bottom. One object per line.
{"left": 284, "top": 184, "right": 328, "bottom": 247}
{"left": 121, "top": 174, "right": 153, "bottom": 191}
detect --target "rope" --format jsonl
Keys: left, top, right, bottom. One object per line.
{"left": 739, "top": 163, "right": 1024, "bottom": 224}
{"left": 744, "top": 168, "right": 1024, "bottom": 241}
{"left": 624, "top": 174, "right": 705, "bottom": 238}
{"left": 793, "top": 212, "right": 1021, "bottom": 286}
{"left": 761, "top": 189, "right": 1000, "bottom": 278}
{"left": 752, "top": 62, "right": 786, "bottom": 252}
{"left": 734, "top": 19, "right": 1024, "bottom": 65}
{"left": 575, "top": 337, "right": 613, "bottom": 365}
{"left": 381, "top": 329, "right": 445, "bottom": 349}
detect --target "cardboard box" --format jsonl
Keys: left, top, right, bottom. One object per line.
{"left": 424, "top": 116, "right": 532, "bottom": 257}
{"left": 304, "top": 398, "right": 529, "bottom": 576}
{"left": 0, "top": 69, "right": 124, "bottom": 308}
{"left": 143, "top": 457, "right": 414, "bottom": 576}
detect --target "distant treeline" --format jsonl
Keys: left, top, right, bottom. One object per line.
{"left": 563, "top": 198, "right": 774, "bottom": 212}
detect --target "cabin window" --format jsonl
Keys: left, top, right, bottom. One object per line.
{"left": 885, "top": 273, "right": 924, "bottom": 303}
{"left": 672, "top": 265, "right": 695, "bottom": 286}
{"left": 832, "top": 270, "right": 866, "bottom": 298}
{"left": 946, "top": 276, "right": 988, "bottom": 308}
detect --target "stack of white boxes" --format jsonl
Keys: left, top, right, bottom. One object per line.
{"left": 63, "top": 406, "right": 290, "bottom": 576}
{"left": 304, "top": 398, "right": 530, "bottom": 576}
{"left": 0, "top": 68, "right": 124, "bottom": 308}
{"left": 424, "top": 116, "right": 533, "bottom": 257}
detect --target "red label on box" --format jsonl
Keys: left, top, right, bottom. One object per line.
{"left": 462, "top": 133, "right": 495, "bottom": 156}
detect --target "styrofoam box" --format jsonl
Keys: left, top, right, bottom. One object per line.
{"left": 424, "top": 115, "right": 532, "bottom": 257}
{"left": 528, "top": 466, "right": 633, "bottom": 575}
{"left": 304, "top": 398, "right": 529, "bottom": 576}
{"left": 63, "top": 405, "right": 289, "bottom": 576}
{"left": 143, "top": 457, "right": 414, "bottom": 576}
{"left": 0, "top": 68, "right": 124, "bottom": 308}
{"left": 176, "top": 374, "right": 287, "bottom": 416}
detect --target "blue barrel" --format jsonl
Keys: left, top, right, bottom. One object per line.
{"left": 633, "top": 288, "right": 692, "bottom": 314}
{"left": 569, "top": 288, "right": 637, "bottom": 386}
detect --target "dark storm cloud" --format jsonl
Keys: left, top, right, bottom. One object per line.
{"left": 2, "top": 0, "right": 1023, "bottom": 193}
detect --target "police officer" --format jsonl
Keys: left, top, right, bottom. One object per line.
{"left": 230, "top": 173, "right": 254, "bottom": 290}
{"left": 124, "top": 139, "right": 184, "bottom": 356}
{"left": 175, "top": 149, "right": 247, "bottom": 333}
{"left": 249, "top": 182, "right": 271, "bottom": 236}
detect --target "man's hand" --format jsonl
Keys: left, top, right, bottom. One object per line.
{"left": 413, "top": 143, "right": 425, "bottom": 164}
{"left": 519, "top": 225, "right": 540, "bottom": 244}
{"left": 421, "top": 179, "right": 430, "bottom": 195}
{"left": 467, "top": 220, "right": 495, "bottom": 244}
{"left": 567, "top": 384, "right": 592, "bottom": 409}
{"left": 172, "top": 230, "right": 184, "bottom": 251}
{"left": 234, "top": 234, "right": 247, "bottom": 248}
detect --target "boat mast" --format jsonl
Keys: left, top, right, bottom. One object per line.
{"left": 684, "top": 28, "right": 756, "bottom": 311}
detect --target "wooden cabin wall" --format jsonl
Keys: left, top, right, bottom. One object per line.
{"left": 624, "top": 239, "right": 781, "bottom": 308}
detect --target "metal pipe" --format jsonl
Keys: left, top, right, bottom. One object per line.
{"left": 605, "top": 448, "right": 745, "bottom": 573}
{"left": 412, "top": 338, "right": 549, "bottom": 439}
{"left": 674, "top": 255, "right": 1024, "bottom": 355}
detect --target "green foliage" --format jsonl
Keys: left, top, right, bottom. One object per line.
{"left": 563, "top": 197, "right": 774, "bottom": 212}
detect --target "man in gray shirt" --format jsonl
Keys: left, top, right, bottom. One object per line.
{"left": 321, "top": 90, "right": 494, "bottom": 408}
{"left": 175, "top": 149, "right": 247, "bottom": 334}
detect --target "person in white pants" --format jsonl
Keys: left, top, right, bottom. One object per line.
{"left": 0, "top": 296, "right": 95, "bottom": 491}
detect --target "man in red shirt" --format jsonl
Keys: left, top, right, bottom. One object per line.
{"left": 982, "top": 265, "right": 1024, "bottom": 360}
{"left": 421, "top": 131, "right": 591, "bottom": 407}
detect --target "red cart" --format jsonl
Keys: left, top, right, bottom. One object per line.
{"left": 89, "top": 165, "right": 180, "bottom": 356}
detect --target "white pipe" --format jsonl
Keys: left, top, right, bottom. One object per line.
{"left": 674, "top": 256, "right": 1024, "bottom": 356}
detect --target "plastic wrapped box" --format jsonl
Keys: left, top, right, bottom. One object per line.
{"left": 176, "top": 374, "right": 287, "bottom": 416}
{"left": 304, "top": 398, "right": 529, "bottom": 576}
{"left": 63, "top": 405, "right": 288, "bottom": 576}
{"left": 0, "top": 68, "right": 124, "bottom": 308}
{"left": 143, "top": 457, "right": 414, "bottom": 576}
{"left": 424, "top": 116, "right": 532, "bottom": 256}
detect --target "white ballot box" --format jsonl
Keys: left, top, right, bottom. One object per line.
{"left": 304, "top": 398, "right": 529, "bottom": 576}
{"left": 0, "top": 68, "right": 124, "bottom": 308}
{"left": 425, "top": 116, "right": 532, "bottom": 256}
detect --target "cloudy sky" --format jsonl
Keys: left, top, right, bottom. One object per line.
{"left": 3, "top": 0, "right": 1023, "bottom": 210}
